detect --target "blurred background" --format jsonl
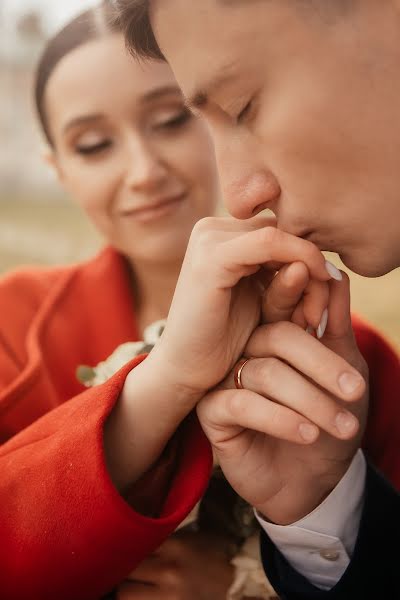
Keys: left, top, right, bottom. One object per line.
{"left": 0, "top": 0, "right": 399, "bottom": 349}
{"left": 0, "top": 0, "right": 101, "bottom": 269}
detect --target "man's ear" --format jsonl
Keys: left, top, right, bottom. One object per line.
{"left": 43, "top": 149, "right": 64, "bottom": 183}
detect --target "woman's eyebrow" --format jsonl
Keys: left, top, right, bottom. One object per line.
{"left": 141, "top": 85, "right": 183, "bottom": 104}
{"left": 63, "top": 114, "right": 104, "bottom": 134}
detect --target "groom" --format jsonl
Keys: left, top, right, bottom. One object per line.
{"left": 117, "top": 1, "right": 400, "bottom": 597}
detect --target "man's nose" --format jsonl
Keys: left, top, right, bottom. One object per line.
{"left": 214, "top": 130, "right": 281, "bottom": 220}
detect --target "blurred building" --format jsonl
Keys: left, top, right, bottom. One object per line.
{"left": 0, "top": 8, "right": 62, "bottom": 200}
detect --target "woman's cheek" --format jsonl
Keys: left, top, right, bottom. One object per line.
{"left": 175, "top": 130, "right": 216, "bottom": 186}
{"left": 67, "top": 174, "right": 114, "bottom": 237}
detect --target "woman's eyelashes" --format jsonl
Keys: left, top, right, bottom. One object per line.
{"left": 75, "top": 139, "right": 112, "bottom": 156}
{"left": 154, "top": 109, "right": 191, "bottom": 131}
{"left": 71, "top": 108, "right": 191, "bottom": 155}
{"left": 74, "top": 130, "right": 113, "bottom": 156}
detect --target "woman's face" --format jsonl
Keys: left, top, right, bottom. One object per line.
{"left": 45, "top": 34, "right": 220, "bottom": 264}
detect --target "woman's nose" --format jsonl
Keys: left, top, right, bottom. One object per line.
{"left": 124, "top": 140, "right": 168, "bottom": 192}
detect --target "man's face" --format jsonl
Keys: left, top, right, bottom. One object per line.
{"left": 151, "top": 0, "right": 400, "bottom": 276}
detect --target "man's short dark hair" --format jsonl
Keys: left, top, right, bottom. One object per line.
{"left": 113, "top": 0, "right": 352, "bottom": 60}
{"left": 114, "top": 0, "right": 164, "bottom": 60}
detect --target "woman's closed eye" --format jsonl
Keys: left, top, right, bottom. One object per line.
{"left": 74, "top": 130, "right": 113, "bottom": 156}
{"left": 154, "top": 108, "right": 192, "bottom": 131}
{"left": 75, "top": 139, "right": 112, "bottom": 155}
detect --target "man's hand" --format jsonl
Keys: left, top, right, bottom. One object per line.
{"left": 197, "top": 273, "right": 368, "bottom": 524}
{"left": 115, "top": 530, "right": 234, "bottom": 600}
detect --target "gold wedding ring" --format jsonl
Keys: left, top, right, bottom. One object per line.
{"left": 234, "top": 357, "right": 253, "bottom": 390}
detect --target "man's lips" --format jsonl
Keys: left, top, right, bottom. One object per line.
{"left": 288, "top": 229, "right": 331, "bottom": 252}
{"left": 302, "top": 234, "right": 326, "bottom": 250}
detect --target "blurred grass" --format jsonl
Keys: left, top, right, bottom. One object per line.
{"left": 1, "top": 198, "right": 399, "bottom": 350}
{"left": 326, "top": 253, "right": 400, "bottom": 350}
{"left": 0, "top": 197, "right": 101, "bottom": 269}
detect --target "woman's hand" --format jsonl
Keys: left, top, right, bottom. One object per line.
{"left": 197, "top": 273, "right": 369, "bottom": 524}
{"left": 260, "top": 260, "right": 330, "bottom": 335}
{"left": 115, "top": 530, "right": 234, "bottom": 600}
{"left": 105, "top": 217, "right": 335, "bottom": 490}
{"left": 151, "top": 216, "right": 332, "bottom": 400}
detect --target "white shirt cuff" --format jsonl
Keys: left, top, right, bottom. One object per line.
{"left": 256, "top": 449, "right": 367, "bottom": 590}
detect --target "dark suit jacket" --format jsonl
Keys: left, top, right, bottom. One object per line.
{"left": 260, "top": 463, "right": 399, "bottom": 599}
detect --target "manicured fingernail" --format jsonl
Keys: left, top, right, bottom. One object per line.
{"left": 325, "top": 260, "right": 343, "bottom": 281}
{"left": 299, "top": 423, "right": 319, "bottom": 442}
{"left": 335, "top": 412, "right": 358, "bottom": 436}
{"left": 317, "top": 308, "right": 329, "bottom": 339}
{"left": 338, "top": 372, "right": 363, "bottom": 395}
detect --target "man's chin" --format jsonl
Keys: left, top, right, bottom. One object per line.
{"left": 339, "top": 252, "right": 391, "bottom": 278}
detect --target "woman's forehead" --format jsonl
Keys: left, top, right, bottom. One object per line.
{"left": 44, "top": 36, "right": 181, "bottom": 130}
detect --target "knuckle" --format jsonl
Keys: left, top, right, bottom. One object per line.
{"left": 303, "top": 238, "right": 320, "bottom": 259}
{"left": 189, "top": 222, "right": 220, "bottom": 270}
{"left": 267, "top": 320, "right": 295, "bottom": 345}
{"left": 191, "top": 230, "right": 214, "bottom": 250}
{"left": 261, "top": 356, "right": 283, "bottom": 380}
{"left": 260, "top": 225, "right": 278, "bottom": 245}
{"left": 226, "top": 390, "right": 246, "bottom": 418}
{"left": 191, "top": 216, "right": 216, "bottom": 235}
{"left": 246, "top": 324, "right": 269, "bottom": 352}
{"left": 161, "top": 565, "right": 183, "bottom": 588}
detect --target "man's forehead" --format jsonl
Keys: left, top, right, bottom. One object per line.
{"left": 152, "top": 1, "right": 260, "bottom": 105}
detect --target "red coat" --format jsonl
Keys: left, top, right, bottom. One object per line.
{"left": 0, "top": 247, "right": 398, "bottom": 599}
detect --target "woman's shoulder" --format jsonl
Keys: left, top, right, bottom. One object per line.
{"left": 0, "top": 262, "right": 77, "bottom": 317}
{"left": 0, "top": 247, "right": 116, "bottom": 316}
{"left": 0, "top": 248, "right": 128, "bottom": 414}
{"left": 0, "top": 263, "right": 79, "bottom": 371}
{"left": 0, "top": 252, "right": 106, "bottom": 353}
{"left": 0, "top": 247, "right": 126, "bottom": 360}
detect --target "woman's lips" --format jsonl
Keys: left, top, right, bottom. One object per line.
{"left": 120, "top": 194, "right": 185, "bottom": 223}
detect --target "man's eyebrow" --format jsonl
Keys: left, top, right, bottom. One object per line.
{"left": 184, "top": 64, "right": 239, "bottom": 111}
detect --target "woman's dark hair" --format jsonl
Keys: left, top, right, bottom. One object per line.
{"left": 35, "top": 1, "right": 120, "bottom": 145}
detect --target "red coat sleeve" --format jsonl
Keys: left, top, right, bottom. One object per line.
{"left": 0, "top": 358, "right": 212, "bottom": 600}
{"left": 354, "top": 318, "right": 400, "bottom": 489}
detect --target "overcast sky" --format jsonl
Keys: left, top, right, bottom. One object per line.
{"left": 2, "top": 0, "right": 99, "bottom": 32}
